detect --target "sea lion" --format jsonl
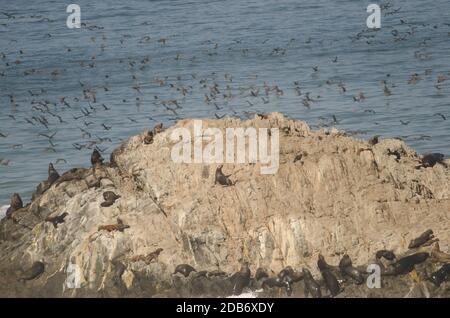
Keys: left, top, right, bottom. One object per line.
{"left": 230, "top": 263, "right": 251, "bottom": 295}
{"left": 278, "top": 266, "right": 294, "bottom": 280}
{"left": 153, "top": 123, "right": 163, "bottom": 134}
{"left": 302, "top": 268, "right": 321, "bottom": 298}
{"left": 418, "top": 153, "right": 446, "bottom": 168}
{"left": 130, "top": 248, "right": 163, "bottom": 264}
{"left": 19, "top": 261, "right": 45, "bottom": 281}
{"left": 48, "top": 162, "right": 60, "bottom": 184}
{"left": 101, "top": 191, "right": 121, "bottom": 207}
{"left": 98, "top": 217, "right": 130, "bottom": 232}
{"left": 431, "top": 243, "right": 450, "bottom": 263}
{"left": 339, "top": 254, "right": 364, "bottom": 284}
{"left": 293, "top": 153, "right": 303, "bottom": 163}
{"left": 6, "top": 193, "right": 23, "bottom": 219}
{"left": 376, "top": 250, "right": 396, "bottom": 261}
{"left": 255, "top": 267, "right": 269, "bottom": 281}
{"left": 386, "top": 252, "right": 429, "bottom": 276}
{"left": 368, "top": 135, "right": 380, "bottom": 146}
{"left": 91, "top": 149, "right": 104, "bottom": 166}
{"left": 215, "top": 165, "right": 233, "bottom": 186}
{"left": 143, "top": 131, "right": 154, "bottom": 144}
{"left": 428, "top": 264, "right": 450, "bottom": 287}
{"left": 45, "top": 212, "right": 68, "bottom": 228}
{"left": 174, "top": 264, "right": 196, "bottom": 277}
{"left": 408, "top": 229, "right": 437, "bottom": 249}
{"left": 145, "top": 248, "right": 163, "bottom": 263}
{"left": 261, "top": 277, "right": 283, "bottom": 289}
{"left": 317, "top": 255, "right": 341, "bottom": 296}
{"left": 278, "top": 266, "right": 303, "bottom": 282}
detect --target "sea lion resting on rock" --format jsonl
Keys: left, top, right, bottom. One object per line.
{"left": 45, "top": 212, "right": 68, "bottom": 228}
{"left": 317, "top": 254, "right": 341, "bottom": 296}
{"left": 98, "top": 218, "right": 130, "bottom": 232}
{"left": 302, "top": 268, "right": 321, "bottom": 298}
{"left": 48, "top": 163, "right": 60, "bottom": 184}
{"left": 254, "top": 267, "right": 269, "bottom": 281}
{"left": 417, "top": 153, "right": 447, "bottom": 168}
{"left": 215, "top": 165, "right": 233, "bottom": 186}
{"left": 408, "top": 229, "right": 438, "bottom": 249}
{"left": 385, "top": 252, "right": 429, "bottom": 276}
{"left": 101, "top": 191, "right": 121, "bottom": 207}
{"left": 6, "top": 193, "right": 23, "bottom": 219}
{"left": 428, "top": 264, "right": 450, "bottom": 287}
{"left": 376, "top": 250, "right": 396, "bottom": 261}
{"left": 129, "top": 248, "right": 163, "bottom": 265}
{"left": 91, "top": 149, "right": 104, "bottom": 166}
{"left": 278, "top": 266, "right": 303, "bottom": 283}
{"left": 339, "top": 254, "right": 364, "bottom": 285}
{"left": 174, "top": 264, "right": 196, "bottom": 277}
{"left": 229, "top": 263, "right": 251, "bottom": 295}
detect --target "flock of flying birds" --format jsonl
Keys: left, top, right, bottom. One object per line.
{"left": 0, "top": 1, "right": 449, "bottom": 172}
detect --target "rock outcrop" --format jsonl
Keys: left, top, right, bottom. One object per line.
{"left": 0, "top": 113, "right": 449, "bottom": 297}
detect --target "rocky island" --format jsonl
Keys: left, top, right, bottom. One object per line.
{"left": 0, "top": 113, "right": 449, "bottom": 297}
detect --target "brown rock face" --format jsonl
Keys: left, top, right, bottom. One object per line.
{"left": 0, "top": 113, "right": 449, "bottom": 297}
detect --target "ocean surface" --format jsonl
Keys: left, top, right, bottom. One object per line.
{"left": 0, "top": 0, "right": 449, "bottom": 205}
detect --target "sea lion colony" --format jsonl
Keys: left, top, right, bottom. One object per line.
{"left": 1, "top": 122, "right": 449, "bottom": 297}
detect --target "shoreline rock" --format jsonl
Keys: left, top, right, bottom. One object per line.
{"left": 0, "top": 113, "right": 449, "bottom": 297}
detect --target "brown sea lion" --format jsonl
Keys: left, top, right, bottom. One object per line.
{"left": 428, "top": 264, "right": 450, "bottom": 287}
{"left": 302, "top": 268, "right": 321, "bottom": 298}
{"left": 101, "top": 191, "right": 121, "bottom": 207}
{"left": 339, "top": 254, "right": 364, "bottom": 284}
{"left": 91, "top": 149, "right": 104, "bottom": 166}
{"left": 143, "top": 131, "right": 154, "bottom": 144}
{"left": 278, "top": 266, "right": 303, "bottom": 282}
{"left": 230, "top": 263, "right": 251, "bottom": 295}
{"left": 385, "top": 252, "right": 429, "bottom": 276}
{"left": 45, "top": 212, "right": 68, "bottom": 228}
{"left": 129, "top": 248, "right": 163, "bottom": 264}
{"left": 153, "top": 123, "right": 163, "bottom": 134}
{"left": 48, "top": 162, "right": 60, "bottom": 184}
{"left": 255, "top": 267, "right": 269, "bottom": 281}
{"left": 376, "top": 250, "right": 396, "bottom": 261}
{"left": 317, "top": 254, "right": 341, "bottom": 296}
{"left": 174, "top": 264, "right": 196, "bottom": 277}
{"left": 6, "top": 193, "right": 23, "bottom": 219}
{"left": 419, "top": 153, "right": 446, "bottom": 168}
{"left": 368, "top": 135, "right": 380, "bottom": 146}
{"left": 215, "top": 165, "right": 233, "bottom": 186}
{"left": 408, "top": 229, "right": 437, "bottom": 249}
{"left": 98, "top": 218, "right": 130, "bottom": 232}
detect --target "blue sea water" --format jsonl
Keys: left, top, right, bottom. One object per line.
{"left": 0, "top": 0, "right": 449, "bottom": 204}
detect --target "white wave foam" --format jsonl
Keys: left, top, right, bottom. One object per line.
{"left": 0, "top": 205, "right": 9, "bottom": 220}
